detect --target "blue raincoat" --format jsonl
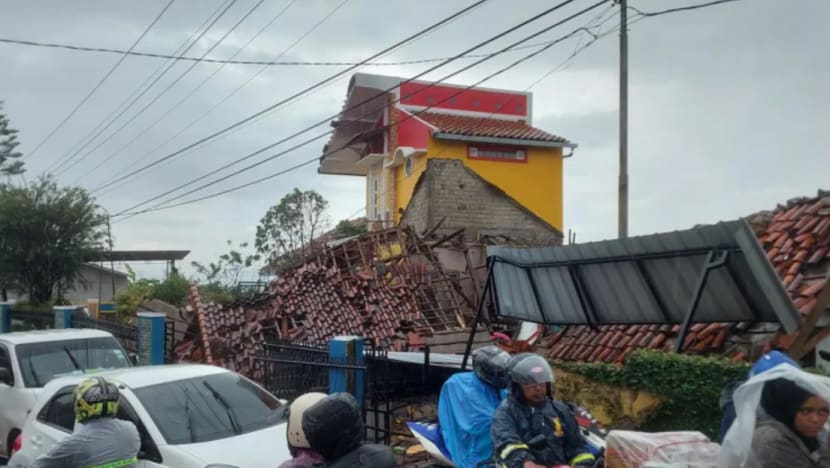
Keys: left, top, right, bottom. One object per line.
{"left": 438, "top": 372, "right": 505, "bottom": 467}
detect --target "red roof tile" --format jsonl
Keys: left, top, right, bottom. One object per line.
{"left": 417, "top": 112, "right": 570, "bottom": 144}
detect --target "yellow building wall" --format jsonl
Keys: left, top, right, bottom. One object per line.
{"left": 387, "top": 139, "right": 564, "bottom": 230}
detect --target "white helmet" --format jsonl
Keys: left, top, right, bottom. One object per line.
{"left": 287, "top": 392, "right": 327, "bottom": 451}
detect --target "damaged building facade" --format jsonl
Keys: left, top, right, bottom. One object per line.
{"left": 317, "top": 72, "right": 574, "bottom": 244}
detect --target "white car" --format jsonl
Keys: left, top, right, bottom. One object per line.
{"left": 9, "top": 364, "right": 292, "bottom": 467}
{"left": 0, "top": 329, "right": 132, "bottom": 458}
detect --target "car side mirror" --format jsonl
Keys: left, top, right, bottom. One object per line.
{"left": 0, "top": 368, "right": 12, "bottom": 386}
{"left": 128, "top": 353, "right": 138, "bottom": 366}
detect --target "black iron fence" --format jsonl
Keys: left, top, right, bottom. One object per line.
{"left": 73, "top": 315, "right": 137, "bottom": 354}
{"left": 255, "top": 338, "right": 460, "bottom": 446}
{"left": 8, "top": 307, "right": 53, "bottom": 331}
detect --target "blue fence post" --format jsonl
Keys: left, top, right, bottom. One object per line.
{"left": 54, "top": 306, "right": 75, "bottom": 329}
{"left": 0, "top": 302, "right": 10, "bottom": 333}
{"left": 136, "top": 312, "right": 166, "bottom": 366}
{"left": 328, "top": 336, "right": 365, "bottom": 407}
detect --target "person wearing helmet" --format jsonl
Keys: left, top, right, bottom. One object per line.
{"left": 719, "top": 350, "right": 802, "bottom": 442}
{"left": 437, "top": 345, "right": 511, "bottom": 467}
{"left": 491, "top": 354, "right": 595, "bottom": 468}
{"left": 279, "top": 392, "right": 327, "bottom": 468}
{"left": 28, "top": 377, "right": 140, "bottom": 468}
{"left": 302, "top": 392, "right": 395, "bottom": 468}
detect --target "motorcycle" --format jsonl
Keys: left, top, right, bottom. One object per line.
{"left": 407, "top": 402, "right": 606, "bottom": 467}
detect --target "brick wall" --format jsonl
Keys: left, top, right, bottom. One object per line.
{"left": 401, "top": 159, "right": 561, "bottom": 243}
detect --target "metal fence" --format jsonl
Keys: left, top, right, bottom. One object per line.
{"left": 8, "top": 308, "right": 54, "bottom": 331}
{"left": 73, "top": 315, "right": 137, "bottom": 354}
{"left": 255, "top": 338, "right": 459, "bottom": 446}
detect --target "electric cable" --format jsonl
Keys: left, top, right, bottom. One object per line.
{"left": 87, "top": 0, "right": 494, "bottom": 194}
{"left": 23, "top": 0, "right": 176, "bottom": 161}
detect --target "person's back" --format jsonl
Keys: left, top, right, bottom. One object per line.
{"left": 28, "top": 377, "right": 140, "bottom": 468}
{"left": 438, "top": 372, "right": 504, "bottom": 467}
{"left": 302, "top": 392, "right": 396, "bottom": 468}
{"left": 30, "top": 417, "right": 140, "bottom": 468}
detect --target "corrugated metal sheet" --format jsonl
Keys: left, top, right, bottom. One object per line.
{"left": 487, "top": 220, "right": 801, "bottom": 333}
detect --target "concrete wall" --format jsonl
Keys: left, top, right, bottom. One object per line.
{"left": 5, "top": 264, "right": 128, "bottom": 304}
{"left": 402, "top": 159, "right": 562, "bottom": 243}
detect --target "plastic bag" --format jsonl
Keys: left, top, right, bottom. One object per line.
{"left": 605, "top": 430, "right": 720, "bottom": 468}
{"left": 719, "top": 364, "right": 830, "bottom": 468}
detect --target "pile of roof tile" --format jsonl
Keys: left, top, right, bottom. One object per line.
{"left": 172, "top": 227, "right": 469, "bottom": 381}
{"left": 546, "top": 189, "right": 830, "bottom": 364}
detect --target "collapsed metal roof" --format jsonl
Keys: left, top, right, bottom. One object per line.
{"left": 485, "top": 220, "right": 802, "bottom": 336}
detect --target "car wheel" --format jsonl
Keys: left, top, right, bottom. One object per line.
{"left": 7, "top": 428, "right": 21, "bottom": 457}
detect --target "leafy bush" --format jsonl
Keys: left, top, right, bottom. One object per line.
{"left": 557, "top": 350, "right": 749, "bottom": 438}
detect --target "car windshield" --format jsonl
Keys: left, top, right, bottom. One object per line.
{"left": 16, "top": 337, "right": 131, "bottom": 388}
{"left": 133, "top": 372, "right": 285, "bottom": 445}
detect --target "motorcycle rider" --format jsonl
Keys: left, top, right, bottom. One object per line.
{"left": 16, "top": 377, "right": 140, "bottom": 468}
{"left": 491, "top": 354, "right": 595, "bottom": 468}
{"left": 279, "top": 392, "right": 327, "bottom": 468}
{"left": 302, "top": 392, "right": 396, "bottom": 468}
{"left": 438, "top": 345, "right": 511, "bottom": 467}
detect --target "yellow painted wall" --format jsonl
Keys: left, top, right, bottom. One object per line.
{"left": 392, "top": 155, "right": 429, "bottom": 223}
{"left": 387, "top": 139, "right": 564, "bottom": 230}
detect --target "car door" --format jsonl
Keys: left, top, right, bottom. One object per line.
{"left": 27, "top": 385, "right": 76, "bottom": 455}
{"left": 0, "top": 343, "right": 24, "bottom": 456}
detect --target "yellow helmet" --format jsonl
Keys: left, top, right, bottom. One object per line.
{"left": 74, "top": 377, "right": 120, "bottom": 423}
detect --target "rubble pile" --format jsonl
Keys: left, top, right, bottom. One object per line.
{"left": 173, "top": 227, "right": 471, "bottom": 381}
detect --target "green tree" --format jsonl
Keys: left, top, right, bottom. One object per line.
{"left": 152, "top": 273, "right": 190, "bottom": 307}
{"left": 0, "top": 176, "right": 106, "bottom": 303}
{"left": 191, "top": 240, "right": 260, "bottom": 305}
{"left": 334, "top": 218, "right": 367, "bottom": 239}
{"left": 0, "top": 101, "right": 25, "bottom": 177}
{"left": 255, "top": 188, "right": 329, "bottom": 270}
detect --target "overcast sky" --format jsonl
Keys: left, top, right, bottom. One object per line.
{"left": 1, "top": 0, "right": 827, "bottom": 279}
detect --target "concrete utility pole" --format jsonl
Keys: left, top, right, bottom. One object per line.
{"left": 618, "top": 0, "right": 629, "bottom": 239}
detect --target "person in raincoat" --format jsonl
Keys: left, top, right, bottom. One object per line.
{"left": 302, "top": 392, "right": 395, "bottom": 468}
{"left": 491, "top": 354, "right": 594, "bottom": 468}
{"left": 437, "top": 345, "right": 511, "bottom": 467}
{"left": 719, "top": 350, "right": 801, "bottom": 442}
{"left": 279, "top": 392, "right": 327, "bottom": 468}
{"left": 743, "top": 378, "right": 830, "bottom": 467}
{"left": 12, "top": 377, "right": 140, "bottom": 468}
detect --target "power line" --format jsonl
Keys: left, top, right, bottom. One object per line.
{"left": 48, "top": 0, "right": 239, "bottom": 175}
{"left": 45, "top": 4, "right": 230, "bottom": 177}
{"left": 56, "top": 0, "right": 261, "bottom": 177}
{"left": 23, "top": 0, "right": 176, "bottom": 160}
{"left": 113, "top": 0, "right": 609, "bottom": 221}
{"left": 109, "top": 0, "right": 595, "bottom": 216}
{"left": 88, "top": 0, "right": 347, "bottom": 189}
{"left": 629, "top": 0, "right": 739, "bottom": 17}
{"left": 72, "top": 0, "right": 308, "bottom": 185}
{"left": 0, "top": 31, "right": 610, "bottom": 68}
{"left": 92, "top": 0, "right": 485, "bottom": 195}
{"left": 88, "top": 0, "right": 493, "bottom": 195}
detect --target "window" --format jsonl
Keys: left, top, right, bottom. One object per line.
{"left": 0, "top": 344, "right": 13, "bottom": 386}
{"left": 17, "top": 337, "right": 131, "bottom": 388}
{"left": 467, "top": 144, "right": 527, "bottom": 163}
{"left": 372, "top": 174, "right": 380, "bottom": 220}
{"left": 117, "top": 397, "right": 163, "bottom": 463}
{"left": 404, "top": 157, "right": 414, "bottom": 177}
{"left": 37, "top": 386, "right": 76, "bottom": 433}
{"left": 133, "top": 372, "right": 286, "bottom": 445}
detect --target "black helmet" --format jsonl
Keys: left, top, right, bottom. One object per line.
{"left": 472, "top": 345, "right": 510, "bottom": 388}
{"left": 508, "top": 354, "right": 554, "bottom": 399}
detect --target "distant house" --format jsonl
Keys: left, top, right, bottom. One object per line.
{"left": 5, "top": 263, "right": 128, "bottom": 304}
{"left": 318, "top": 73, "right": 573, "bottom": 243}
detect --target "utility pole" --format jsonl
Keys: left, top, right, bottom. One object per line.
{"left": 618, "top": 0, "right": 629, "bottom": 239}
